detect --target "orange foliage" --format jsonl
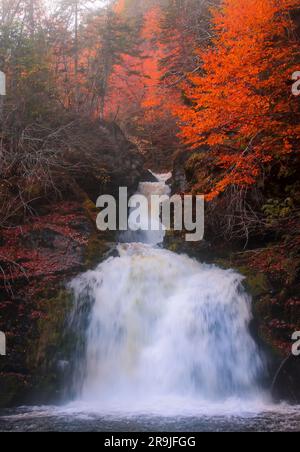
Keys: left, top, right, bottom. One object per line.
{"left": 104, "top": 54, "right": 145, "bottom": 121}
{"left": 140, "top": 6, "right": 181, "bottom": 122}
{"left": 105, "top": 5, "right": 180, "bottom": 126}
{"left": 141, "top": 7, "right": 165, "bottom": 114}
{"left": 106, "top": 6, "right": 166, "bottom": 122}
{"left": 175, "top": 0, "right": 300, "bottom": 198}
{"left": 113, "top": 0, "right": 126, "bottom": 14}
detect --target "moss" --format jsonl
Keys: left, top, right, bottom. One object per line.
{"left": 262, "top": 198, "right": 294, "bottom": 221}
{"left": 168, "top": 243, "right": 179, "bottom": 253}
{"left": 0, "top": 374, "right": 30, "bottom": 407}
{"left": 215, "top": 259, "right": 271, "bottom": 298}
{"left": 84, "top": 232, "right": 114, "bottom": 268}
{"left": 14, "top": 287, "right": 76, "bottom": 404}
{"left": 82, "top": 198, "right": 99, "bottom": 223}
{"left": 243, "top": 271, "right": 271, "bottom": 298}
{"left": 28, "top": 289, "right": 73, "bottom": 371}
{"left": 81, "top": 195, "right": 115, "bottom": 268}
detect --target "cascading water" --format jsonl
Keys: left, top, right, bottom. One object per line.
{"left": 120, "top": 172, "right": 171, "bottom": 246}
{"left": 69, "top": 174, "right": 265, "bottom": 413}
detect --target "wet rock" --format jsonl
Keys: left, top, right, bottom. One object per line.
{"left": 171, "top": 150, "right": 189, "bottom": 194}
{"left": 272, "top": 355, "right": 300, "bottom": 404}
{"left": 140, "top": 170, "right": 158, "bottom": 183}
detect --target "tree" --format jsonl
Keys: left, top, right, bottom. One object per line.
{"left": 159, "top": 0, "right": 218, "bottom": 87}
{"left": 114, "top": 0, "right": 218, "bottom": 169}
{"left": 175, "top": 0, "right": 300, "bottom": 199}
{"left": 48, "top": 0, "right": 95, "bottom": 111}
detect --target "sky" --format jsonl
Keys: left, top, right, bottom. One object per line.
{"left": 45, "top": 0, "right": 108, "bottom": 12}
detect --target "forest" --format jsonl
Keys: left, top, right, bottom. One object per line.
{"left": 0, "top": 0, "right": 299, "bottom": 230}
{"left": 0, "top": 0, "right": 300, "bottom": 431}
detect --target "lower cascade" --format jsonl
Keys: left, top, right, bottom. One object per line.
{"left": 69, "top": 175, "right": 265, "bottom": 413}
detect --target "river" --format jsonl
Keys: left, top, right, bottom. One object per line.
{"left": 0, "top": 174, "right": 299, "bottom": 432}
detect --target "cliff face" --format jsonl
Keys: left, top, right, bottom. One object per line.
{"left": 0, "top": 121, "right": 147, "bottom": 408}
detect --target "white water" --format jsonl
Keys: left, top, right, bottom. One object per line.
{"left": 120, "top": 172, "right": 172, "bottom": 245}
{"left": 69, "top": 174, "right": 266, "bottom": 414}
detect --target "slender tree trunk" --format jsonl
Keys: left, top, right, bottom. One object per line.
{"left": 74, "top": 0, "right": 79, "bottom": 111}
{"left": 99, "top": 7, "right": 113, "bottom": 120}
{"left": 0, "top": 71, "right": 5, "bottom": 122}
{"left": 28, "top": 0, "right": 35, "bottom": 38}
{"left": 0, "top": 96, "right": 3, "bottom": 122}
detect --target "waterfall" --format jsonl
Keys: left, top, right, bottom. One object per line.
{"left": 69, "top": 174, "right": 265, "bottom": 413}
{"left": 119, "top": 172, "right": 172, "bottom": 245}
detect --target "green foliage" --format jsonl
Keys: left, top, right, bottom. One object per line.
{"left": 285, "top": 181, "right": 300, "bottom": 202}
{"left": 262, "top": 198, "right": 294, "bottom": 220}
{"left": 0, "top": 21, "right": 61, "bottom": 125}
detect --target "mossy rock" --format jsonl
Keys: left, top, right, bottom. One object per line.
{"left": 168, "top": 243, "right": 179, "bottom": 253}
{"left": 243, "top": 271, "right": 271, "bottom": 298}
{"left": 215, "top": 260, "right": 271, "bottom": 298}
{"left": 81, "top": 196, "right": 115, "bottom": 268}
{"left": 84, "top": 232, "right": 115, "bottom": 268}
{"left": 28, "top": 289, "right": 73, "bottom": 371}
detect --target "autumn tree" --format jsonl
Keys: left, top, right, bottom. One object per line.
{"left": 0, "top": 0, "right": 58, "bottom": 124}
{"left": 112, "top": 0, "right": 218, "bottom": 169}
{"left": 159, "top": 0, "right": 218, "bottom": 87}
{"left": 48, "top": 0, "right": 97, "bottom": 111}
{"left": 175, "top": 0, "right": 300, "bottom": 199}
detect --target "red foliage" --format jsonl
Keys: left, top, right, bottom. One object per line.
{"left": 0, "top": 202, "right": 90, "bottom": 281}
